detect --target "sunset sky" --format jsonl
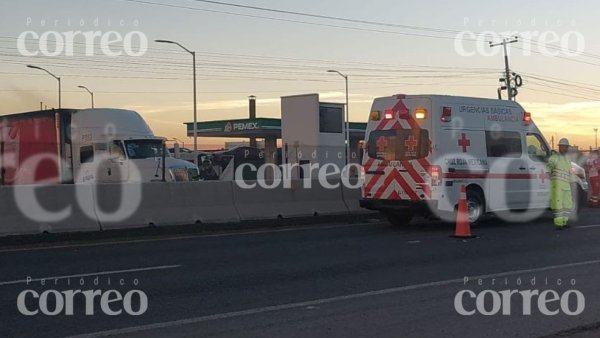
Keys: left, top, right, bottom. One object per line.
{"left": 1, "top": 0, "right": 599, "bottom": 149}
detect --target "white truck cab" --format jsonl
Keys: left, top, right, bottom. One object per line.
{"left": 360, "top": 95, "right": 587, "bottom": 225}
{"left": 72, "top": 109, "right": 199, "bottom": 183}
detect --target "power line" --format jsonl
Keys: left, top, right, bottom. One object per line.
{"left": 120, "top": 0, "right": 478, "bottom": 42}
{"left": 525, "top": 86, "right": 600, "bottom": 101}
{"left": 522, "top": 73, "right": 600, "bottom": 95}
{"left": 187, "top": 0, "right": 466, "bottom": 35}
{"left": 120, "top": 0, "right": 600, "bottom": 64}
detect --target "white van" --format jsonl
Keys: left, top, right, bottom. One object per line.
{"left": 359, "top": 95, "right": 588, "bottom": 225}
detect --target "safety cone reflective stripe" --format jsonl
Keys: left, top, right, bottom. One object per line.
{"left": 451, "top": 185, "right": 476, "bottom": 239}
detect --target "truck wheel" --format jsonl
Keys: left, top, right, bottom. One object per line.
{"left": 384, "top": 211, "right": 414, "bottom": 227}
{"left": 466, "top": 189, "right": 485, "bottom": 225}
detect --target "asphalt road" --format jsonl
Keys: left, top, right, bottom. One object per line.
{"left": 2, "top": 208, "right": 600, "bottom": 338}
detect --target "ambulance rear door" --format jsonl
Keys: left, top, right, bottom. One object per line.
{"left": 363, "top": 96, "right": 433, "bottom": 201}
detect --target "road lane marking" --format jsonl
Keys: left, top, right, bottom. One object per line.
{"left": 575, "top": 224, "right": 600, "bottom": 229}
{"left": 0, "top": 222, "right": 383, "bottom": 254}
{"left": 66, "top": 258, "right": 600, "bottom": 338}
{"left": 0, "top": 264, "right": 181, "bottom": 286}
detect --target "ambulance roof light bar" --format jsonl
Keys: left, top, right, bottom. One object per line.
{"left": 523, "top": 111, "right": 532, "bottom": 125}
{"left": 415, "top": 108, "right": 427, "bottom": 119}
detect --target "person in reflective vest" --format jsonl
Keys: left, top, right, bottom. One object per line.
{"left": 586, "top": 150, "right": 600, "bottom": 207}
{"left": 547, "top": 138, "right": 573, "bottom": 229}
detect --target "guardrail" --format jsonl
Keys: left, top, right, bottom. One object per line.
{"left": 0, "top": 179, "right": 368, "bottom": 236}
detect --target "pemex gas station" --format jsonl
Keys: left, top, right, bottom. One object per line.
{"left": 183, "top": 94, "right": 367, "bottom": 174}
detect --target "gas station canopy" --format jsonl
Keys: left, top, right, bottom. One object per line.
{"left": 185, "top": 118, "right": 367, "bottom": 139}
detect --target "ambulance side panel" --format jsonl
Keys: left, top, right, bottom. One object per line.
{"left": 481, "top": 102, "right": 532, "bottom": 210}
{"left": 430, "top": 96, "right": 489, "bottom": 212}
{"left": 431, "top": 97, "right": 541, "bottom": 212}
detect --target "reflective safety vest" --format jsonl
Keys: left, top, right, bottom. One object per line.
{"left": 547, "top": 153, "right": 572, "bottom": 190}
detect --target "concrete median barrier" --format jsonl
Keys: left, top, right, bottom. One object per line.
{"left": 0, "top": 185, "right": 101, "bottom": 236}
{"left": 340, "top": 178, "right": 372, "bottom": 214}
{"left": 179, "top": 181, "right": 240, "bottom": 224}
{"left": 95, "top": 181, "right": 240, "bottom": 230}
{"left": 232, "top": 179, "right": 349, "bottom": 220}
{"left": 1, "top": 179, "right": 366, "bottom": 236}
{"left": 94, "top": 183, "right": 188, "bottom": 230}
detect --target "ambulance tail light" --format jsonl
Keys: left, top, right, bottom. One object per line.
{"left": 415, "top": 108, "right": 428, "bottom": 119}
{"left": 429, "top": 165, "right": 442, "bottom": 186}
{"left": 523, "top": 112, "right": 532, "bottom": 125}
{"left": 384, "top": 109, "right": 394, "bottom": 119}
{"left": 441, "top": 107, "right": 452, "bottom": 122}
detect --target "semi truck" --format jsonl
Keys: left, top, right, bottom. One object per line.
{"left": 0, "top": 108, "right": 199, "bottom": 185}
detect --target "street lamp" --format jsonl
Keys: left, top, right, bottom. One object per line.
{"left": 595, "top": 128, "right": 598, "bottom": 150}
{"left": 327, "top": 69, "right": 349, "bottom": 165}
{"left": 77, "top": 85, "right": 94, "bottom": 108}
{"left": 155, "top": 39, "right": 198, "bottom": 161}
{"left": 27, "top": 65, "right": 61, "bottom": 108}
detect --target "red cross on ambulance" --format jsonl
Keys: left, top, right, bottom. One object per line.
{"left": 458, "top": 133, "right": 471, "bottom": 152}
{"left": 404, "top": 135, "right": 418, "bottom": 152}
{"left": 376, "top": 136, "right": 388, "bottom": 152}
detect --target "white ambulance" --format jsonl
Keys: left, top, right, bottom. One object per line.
{"left": 359, "top": 94, "right": 588, "bottom": 225}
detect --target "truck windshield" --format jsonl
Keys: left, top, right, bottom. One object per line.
{"left": 367, "top": 129, "right": 429, "bottom": 161}
{"left": 124, "top": 140, "right": 164, "bottom": 159}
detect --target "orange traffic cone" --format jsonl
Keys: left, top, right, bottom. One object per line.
{"left": 451, "top": 185, "right": 476, "bottom": 239}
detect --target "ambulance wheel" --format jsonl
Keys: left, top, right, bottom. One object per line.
{"left": 578, "top": 186, "right": 586, "bottom": 210}
{"left": 384, "top": 211, "right": 414, "bottom": 227}
{"left": 573, "top": 186, "right": 586, "bottom": 217}
{"left": 466, "top": 189, "right": 485, "bottom": 225}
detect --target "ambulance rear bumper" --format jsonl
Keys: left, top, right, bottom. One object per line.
{"left": 359, "top": 198, "right": 435, "bottom": 214}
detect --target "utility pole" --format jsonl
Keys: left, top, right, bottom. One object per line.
{"left": 490, "top": 37, "right": 518, "bottom": 101}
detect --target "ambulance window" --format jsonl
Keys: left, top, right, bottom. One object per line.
{"left": 526, "top": 134, "right": 550, "bottom": 162}
{"left": 485, "top": 131, "right": 522, "bottom": 158}
{"left": 367, "top": 129, "right": 429, "bottom": 160}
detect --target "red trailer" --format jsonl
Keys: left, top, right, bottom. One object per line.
{"left": 0, "top": 110, "right": 72, "bottom": 185}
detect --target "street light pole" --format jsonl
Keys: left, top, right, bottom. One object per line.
{"left": 155, "top": 39, "right": 198, "bottom": 162}
{"left": 327, "top": 70, "right": 350, "bottom": 165}
{"left": 77, "top": 85, "right": 94, "bottom": 108}
{"left": 595, "top": 128, "right": 598, "bottom": 150}
{"left": 27, "top": 65, "right": 61, "bottom": 108}
{"left": 192, "top": 50, "right": 197, "bottom": 156}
